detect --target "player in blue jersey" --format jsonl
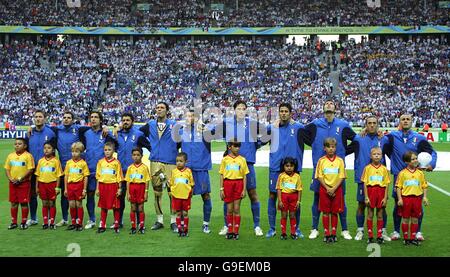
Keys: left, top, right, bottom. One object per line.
{"left": 112, "top": 113, "right": 150, "bottom": 229}
{"left": 173, "top": 109, "right": 214, "bottom": 234}
{"left": 264, "top": 103, "right": 306, "bottom": 238}
{"left": 26, "top": 110, "right": 56, "bottom": 226}
{"left": 139, "top": 102, "right": 180, "bottom": 232}
{"left": 302, "top": 99, "right": 356, "bottom": 240}
{"left": 79, "top": 111, "right": 117, "bottom": 229}
{"left": 382, "top": 113, "right": 437, "bottom": 241}
{"left": 346, "top": 115, "right": 390, "bottom": 241}
{"left": 213, "top": 100, "right": 264, "bottom": 237}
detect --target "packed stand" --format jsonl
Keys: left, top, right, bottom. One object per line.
{"left": 0, "top": 0, "right": 448, "bottom": 27}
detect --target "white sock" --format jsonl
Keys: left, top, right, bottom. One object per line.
{"left": 357, "top": 227, "right": 364, "bottom": 232}
{"left": 203, "top": 221, "right": 209, "bottom": 226}
{"left": 157, "top": 215, "right": 163, "bottom": 224}
{"left": 170, "top": 215, "right": 176, "bottom": 224}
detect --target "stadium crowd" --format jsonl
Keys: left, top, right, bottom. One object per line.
{"left": 338, "top": 37, "right": 449, "bottom": 129}
{"left": 0, "top": 36, "right": 448, "bottom": 128}
{"left": 0, "top": 0, "right": 448, "bottom": 27}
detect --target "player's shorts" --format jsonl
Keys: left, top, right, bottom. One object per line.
{"left": 38, "top": 181, "right": 58, "bottom": 201}
{"left": 398, "top": 195, "right": 422, "bottom": 218}
{"left": 87, "top": 174, "right": 97, "bottom": 192}
{"left": 150, "top": 161, "right": 176, "bottom": 192}
{"left": 97, "top": 182, "right": 121, "bottom": 209}
{"left": 223, "top": 179, "right": 244, "bottom": 203}
{"left": 9, "top": 181, "right": 31, "bottom": 203}
{"left": 367, "top": 185, "right": 387, "bottom": 209}
{"left": 280, "top": 192, "right": 299, "bottom": 212}
{"left": 356, "top": 182, "right": 365, "bottom": 202}
{"left": 67, "top": 181, "right": 85, "bottom": 201}
{"left": 246, "top": 163, "right": 256, "bottom": 190}
{"left": 129, "top": 183, "right": 146, "bottom": 204}
{"left": 192, "top": 170, "right": 211, "bottom": 195}
{"left": 172, "top": 196, "right": 191, "bottom": 211}
{"left": 319, "top": 185, "right": 344, "bottom": 214}
{"left": 269, "top": 171, "right": 280, "bottom": 193}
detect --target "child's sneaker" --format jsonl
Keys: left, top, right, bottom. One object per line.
{"left": 76, "top": 225, "right": 83, "bottom": 231}
{"left": 376, "top": 237, "right": 384, "bottom": 244}
{"left": 49, "top": 224, "right": 56, "bottom": 230}
{"left": 130, "top": 228, "right": 137, "bottom": 235}
{"left": 291, "top": 234, "right": 298, "bottom": 240}
{"left": 323, "top": 236, "right": 329, "bottom": 243}
{"left": 403, "top": 239, "right": 410, "bottom": 246}
{"left": 233, "top": 233, "right": 239, "bottom": 240}
{"left": 332, "top": 235, "right": 338, "bottom": 243}
{"left": 367, "top": 237, "right": 375, "bottom": 244}
{"left": 114, "top": 227, "right": 120, "bottom": 234}
{"left": 281, "top": 233, "right": 288, "bottom": 240}
{"left": 226, "top": 233, "right": 234, "bottom": 240}
{"left": 8, "top": 223, "right": 18, "bottom": 230}
{"left": 42, "top": 224, "right": 49, "bottom": 230}
{"left": 97, "top": 227, "right": 106, "bottom": 233}
{"left": 410, "top": 239, "right": 420, "bottom": 246}
{"left": 20, "top": 223, "right": 28, "bottom": 230}
{"left": 138, "top": 227, "right": 145, "bottom": 234}
{"left": 67, "top": 224, "right": 76, "bottom": 231}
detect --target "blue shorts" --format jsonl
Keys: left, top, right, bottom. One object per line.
{"left": 246, "top": 163, "right": 256, "bottom": 191}
{"left": 269, "top": 170, "right": 280, "bottom": 193}
{"left": 356, "top": 182, "right": 365, "bottom": 202}
{"left": 192, "top": 170, "right": 211, "bottom": 195}
{"left": 88, "top": 174, "right": 97, "bottom": 192}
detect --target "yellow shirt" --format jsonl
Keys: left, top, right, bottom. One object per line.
{"left": 64, "top": 159, "right": 90, "bottom": 183}
{"left": 35, "top": 157, "right": 63, "bottom": 183}
{"left": 95, "top": 158, "right": 123, "bottom": 184}
{"left": 315, "top": 155, "right": 346, "bottom": 188}
{"left": 125, "top": 163, "right": 151, "bottom": 184}
{"left": 395, "top": 168, "right": 428, "bottom": 196}
{"left": 219, "top": 155, "right": 249, "bottom": 180}
{"left": 169, "top": 167, "right": 194, "bottom": 199}
{"left": 276, "top": 172, "right": 302, "bottom": 193}
{"left": 361, "top": 163, "right": 391, "bottom": 188}
{"left": 4, "top": 151, "right": 35, "bottom": 181}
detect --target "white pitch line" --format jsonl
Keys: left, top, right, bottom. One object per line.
{"left": 428, "top": 182, "right": 450, "bottom": 197}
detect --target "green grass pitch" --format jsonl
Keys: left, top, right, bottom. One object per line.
{"left": 0, "top": 140, "right": 449, "bottom": 257}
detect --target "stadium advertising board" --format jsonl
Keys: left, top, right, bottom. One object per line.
{"left": 0, "top": 130, "right": 27, "bottom": 139}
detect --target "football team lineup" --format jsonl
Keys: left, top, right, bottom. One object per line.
{"left": 1, "top": 100, "right": 449, "bottom": 257}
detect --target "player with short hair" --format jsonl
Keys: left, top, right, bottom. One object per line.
{"left": 35, "top": 142, "right": 63, "bottom": 229}
{"left": 361, "top": 147, "right": 391, "bottom": 244}
{"left": 175, "top": 109, "right": 214, "bottom": 234}
{"left": 27, "top": 109, "right": 56, "bottom": 226}
{"left": 5, "top": 138, "right": 35, "bottom": 230}
{"left": 125, "top": 147, "right": 151, "bottom": 235}
{"left": 396, "top": 151, "right": 429, "bottom": 246}
{"left": 214, "top": 100, "right": 264, "bottom": 237}
{"left": 139, "top": 102, "right": 179, "bottom": 232}
{"left": 303, "top": 99, "right": 356, "bottom": 240}
{"left": 383, "top": 113, "right": 437, "bottom": 241}
{"left": 315, "top": 137, "right": 346, "bottom": 243}
{"left": 64, "top": 142, "right": 90, "bottom": 231}
{"left": 265, "top": 102, "right": 306, "bottom": 238}
{"left": 95, "top": 142, "right": 124, "bottom": 233}
{"left": 169, "top": 152, "right": 194, "bottom": 237}
{"left": 346, "top": 115, "right": 390, "bottom": 241}
{"left": 219, "top": 140, "right": 249, "bottom": 240}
